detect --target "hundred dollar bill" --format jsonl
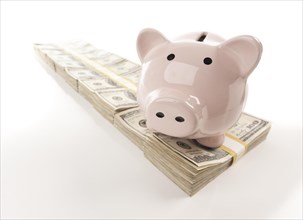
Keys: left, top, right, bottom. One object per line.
{"left": 38, "top": 49, "right": 85, "bottom": 80}
{"left": 226, "top": 113, "right": 270, "bottom": 145}
{"left": 64, "top": 40, "right": 89, "bottom": 49}
{"left": 63, "top": 68, "right": 106, "bottom": 91}
{"left": 36, "top": 46, "right": 64, "bottom": 62}
{"left": 151, "top": 134, "right": 231, "bottom": 167}
{"left": 121, "top": 68, "right": 141, "bottom": 84}
{"left": 85, "top": 49, "right": 110, "bottom": 60}
{"left": 65, "top": 68, "right": 104, "bottom": 80}
{"left": 48, "top": 53, "right": 85, "bottom": 69}
{"left": 34, "top": 44, "right": 87, "bottom": 90}
{"left": 94, "top": 54, "right": 124, "bottom": 66}
{"left": 66, "top": 42, "right": 112, "bottom": 61}
{"left": 69, "top": 42, "right": 97, "bottom": 54}
{"left": 34, "top": 43, "right": 58, "bottom": 50}
{"left": 47, "top": 53, "right": 76, "bottom": 63}
{"left": 114, "top": 107, "right": 150, "bottom": 150}
{"left": 96, "top": 88, "right": 137, "bottom": 109}
{"left": 34, "top": 44, "right": 60, "bottom": 70}
{"left": 34, "top": 43, "right": 60, "bottom": 57}
{"left": 79, "top": 77, "right": 121, "bottom": 92}
{"left": 115, "top": 107, "right": 148, "bottom": 136}
{"left": 77, "top": 87, "right": 138, "bottom": 123}
{"left": 106, "top": 59, "right": 141, "bottom": 75}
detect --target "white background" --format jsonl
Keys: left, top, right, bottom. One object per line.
{"left": 1, "top": 1, "right": 302, "bottom": 219}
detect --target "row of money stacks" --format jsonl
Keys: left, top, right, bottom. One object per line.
{"left": 34, "top": 42, "right": 271, "bottom": 196}
{"left": 34, "top": 41, "right": 140, "bottom": 122}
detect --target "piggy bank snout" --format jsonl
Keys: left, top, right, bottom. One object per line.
{"left": 145, "top": 98, "right": 198, "bottom": 137}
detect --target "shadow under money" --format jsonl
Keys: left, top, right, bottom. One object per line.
{"left": 204, "top": 122, "right": 302, "bottom": 218}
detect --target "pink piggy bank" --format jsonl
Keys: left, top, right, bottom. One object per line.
{"left": 136, "top": 28, "right": 262, "bottom": 148}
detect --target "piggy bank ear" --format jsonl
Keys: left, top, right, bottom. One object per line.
{"left": 137, "top": 28, "right": 169, "bottom": 62}
{"left": 219, "top": 36, "right": 262, "bottom": 78}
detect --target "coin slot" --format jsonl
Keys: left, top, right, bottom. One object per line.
{"left": 197, "top": 33, "right": 207, "bottom": 42}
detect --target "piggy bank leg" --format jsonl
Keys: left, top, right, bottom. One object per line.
{"left": 196, "top": 134, "right": 225, "bottom": 149}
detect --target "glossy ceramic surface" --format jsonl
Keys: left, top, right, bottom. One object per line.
{"left": 136, "top": 28, "right": 262, "bottom": 148}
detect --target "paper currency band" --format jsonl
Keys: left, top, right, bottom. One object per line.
{"left": 58, "top": 45, "right": 138, "bottom": 94}
{"left": 220, "top": 133, "right": 248, "bottom": 164}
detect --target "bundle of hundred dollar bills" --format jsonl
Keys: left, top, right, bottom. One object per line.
{"left": 34, "top": 41, "right": 271, "bottom": 196}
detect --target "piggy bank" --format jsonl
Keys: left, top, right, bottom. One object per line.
{"left": 136, "top": 28, "right": 262, "bottom": 148}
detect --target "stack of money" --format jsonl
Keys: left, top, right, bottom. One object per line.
{"left": 34, "top": 41, "right": 271, "bottom": 196}
{"left": 114, "top": 107, "right": 152, "bottom": 150}
{"left": 114, "top": 107, "right": 271, "bottom": 195}
{"left": 34, "top": 43, "right": 89, "bottom": 90}
{"left": 34, "top": 42, "right": 139, "bottom": 122}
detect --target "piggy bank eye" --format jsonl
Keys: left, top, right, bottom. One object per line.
{"left": 167, "top": 54, "right": 175, "bottom": 61}
{"left": 203, "top": 57, "right": 212, "bottom": 65}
